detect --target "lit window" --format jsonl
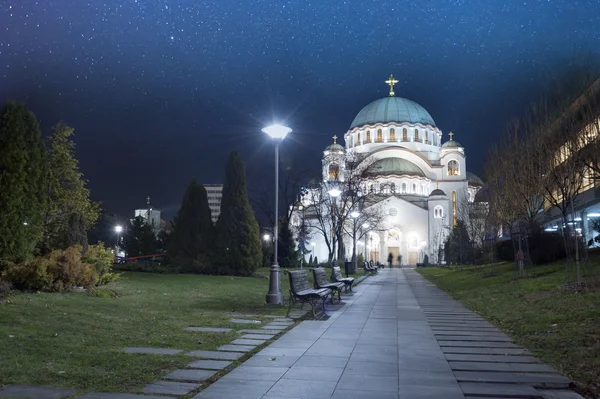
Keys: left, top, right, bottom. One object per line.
{"left": 390, "top": 128, "right": 396, "bottom": 141}
{"left": 414, "top": 129, "right": 420, "bottom": 142}
{"left": 402, "top": 128, "right": 408, "bottom": 141}
{"left": 377, "top": 129, "right": 383, "bottom": 143}
{"left": 366, "top": 130, "right": 371, "bottom": 143}
{"left": 328, "top": 163, "right": 340, "bottom": 180}
{"left": 448, "top": 160, "right": 459, "bottom": 176}
{"left": 357, "top": 132, "right": 361, "bottom": 144}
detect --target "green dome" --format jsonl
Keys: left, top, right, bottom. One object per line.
{"left": 325, "top": 143, "right": 344, "bottom": 152}
{"left": 350, "top": 97, "right": 436, "bottom": 129}
{"left": 370, "top": 157, "right": 426, "bottom": 178}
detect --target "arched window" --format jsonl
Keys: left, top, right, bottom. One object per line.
{"left": 416, "top": 185, "right": 421, "bottom": 195}
{"left": 401, "top": 182, "right": 407, "bottom": 193}
{"left": 414, "top": 129, "right": 420, "bottom": 142}
{"left": 390, "top": 128, "right": 396, "bottom": 142}
{"left": 328, "top": 163, "right": 340, "bottom": 180}
{"left": 447, "top": 160, "right": 459, "bottom": 176}
{"left": 357, "top": 132, "right": 361, "bottom": 145}
{"left": 382, "top": 184, "right": 390, "bottom": 194}
{"left": 425, "top": 131, "right": 429, "bottom": 144}
{"left": 377, "top": 129, "right": 383, "bottom": 143}
{"left": 390, "top": 182, "right": 396, "bottom": 193}
{"left": 434, "top": 205, "right": 444, "bottom": 219}
{"left": 412, "top": 183, "right": 416, "bottom": 193}
{"left": 402, "top": 128, "right": 408, "bottom": 142}
{"left": 433, "top": 134, "right": 437, "bottom": 146}
{"left": 366, "top": 130, "right": 371, "bottom": 143}
{"left": 369, "top": 183, "right": 374, "bottom": 193}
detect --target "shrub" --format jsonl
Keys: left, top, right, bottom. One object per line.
{"left": 113, "top": 261, "right": 175, "bottom": 274}
{"left": 2, "top": 246, "right": 98, "bottom": 292}
{"left": 0, "top": 279, "right": 13, "bottom": 298}
{"left": 83, "top": 242, "right": 120, "bottom": 285}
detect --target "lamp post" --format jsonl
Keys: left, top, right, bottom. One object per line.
{"left": 263, "top": 124, "right": 292, "bottom": 305}
{"left": 328, "top": 184, "right": 341, "bottom": 268}
{"left": 350, "top": 210, "right": 360, "bottom": 276}
{"left": 115, "top": 225, "right": 123, "bottom": 250}
{"left": 362, "top": 223, "right": 369, "bottom": 264}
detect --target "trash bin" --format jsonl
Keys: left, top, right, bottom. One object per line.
{"left": 345, "top": 261, "right": 356, "bottom": 277}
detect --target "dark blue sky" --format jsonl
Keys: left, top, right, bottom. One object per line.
{"left": 1, "top": 0, "right": 599, "bottom": 220}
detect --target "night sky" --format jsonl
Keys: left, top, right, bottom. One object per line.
{"left": 1, "top": 0, "right": 599, "bottom": 222}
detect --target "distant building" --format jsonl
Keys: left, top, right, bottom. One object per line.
{"left": 205, "top": 184, "right": 223, "bottom": 223}
{"left": 134, "top": 196, "right": 161, "bottom": 233}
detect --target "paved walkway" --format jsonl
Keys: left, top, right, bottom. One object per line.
{"left": 195, "top": 268, "right": 577, "bottom": 399}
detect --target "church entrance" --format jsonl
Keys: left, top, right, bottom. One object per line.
{"left": 388, "top": 246, "right": 400, "bottom": 267}
{"left": 408, "top": 252, "right": 418, "bottom": 266}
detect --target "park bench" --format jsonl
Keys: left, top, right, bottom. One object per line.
{"left": 332, "top": 266, "right": 354, "bottom": 292}
{"left": 364, "top": 261, "right": 378, "bottom": 275}
{"left": 285, "top": 269, "right": 332, "bottom": 318}
{"left": 312, "top": 267, "right": 345, "bottom": 303}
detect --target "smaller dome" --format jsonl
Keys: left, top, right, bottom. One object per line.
{"left": 442, "top": 139, "right": 463, "bottom": 148}
{"left": 429, "top": 188, "right": 446, "bottom": 197}
{"left": 325, "top": 143, "right": 344, "bottom": 152}
{"left": 467, "top": 171, "right": 484, "bottom": 186}
{"left": 474, "top": 184, "right": 490, "bottom": 203}
{"left": 369, "top": 157, "right": 426, "bottom": 178}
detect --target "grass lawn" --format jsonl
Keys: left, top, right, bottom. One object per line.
{"left": 417, "top": 251, "right": 600, "bottom": 398}
{"left": 0, "top": 268, "right": 298, "bottom": 394}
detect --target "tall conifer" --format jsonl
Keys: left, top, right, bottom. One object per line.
{"left": 214, "top": 151, "right": 262, "bottom": 276}
{"left": 167, "top": 178, "right": 214, "bottom": 273}
{"left": 0, "top": 102, "right": 47, "bottom": 262}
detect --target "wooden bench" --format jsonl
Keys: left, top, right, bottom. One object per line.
{"left": 285, "top": 269, "right": 332, "bottom": 318}
{"left": 364, "top": 261, "right": 378, "bottom": 275}
{"left": 332, "top": 266, "right": 355, "bottom": 292}
{"left": 312, "top": 267, "right": 345, "bottom": 303}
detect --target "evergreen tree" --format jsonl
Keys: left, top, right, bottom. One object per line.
{"left": 167, "top": 178, "right": 214, "bottom": 273}
{"left": 296, "top": 217, "right": 312, "bottom": 267}
{"left": 0, "top": 102, "right": 47, "bottom": 262}
{"left": 121, "top": 216, "right": 157, "bottom": 257}
{"left": 443, "top": 219, "right": 473, "bottom": 265}
{"left": 44, "top": 123, "right": 99, "bottom": 250}
{"left": 214, "top": 151, "right": 262, "bottom": 276}
{"left": 278, "top": 218, "right": 298, "bottom": 268}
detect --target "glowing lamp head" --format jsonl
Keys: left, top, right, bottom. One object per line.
{"left": 115, "top": 225, "right": 123, "bottom": 233}
{"left": 262, "top": 124, "right": 292, "bottom": 140}
{"left": 362, "top": 223, "right": 369, "bottom": 229}
{"left": 328, "top": 188, "right": 341, "bottom": 197}
{"left": 263, "top": 234, "right": 271, "bottom": 241}
{"left": 350, "top": 211, "right": 360, "bottom": 219}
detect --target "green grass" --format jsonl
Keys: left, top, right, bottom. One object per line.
{"left": 417, "top": 253, "right": 600, "bottom": 398}
{"left": 0, "top": 268, "right": 293, "bottom": 394}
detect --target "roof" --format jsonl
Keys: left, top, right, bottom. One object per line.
{"left": 350, "top": 97, "right": 436, "bottom": 129}
{"left": 369, "top": 157, "right": 426, "bottom": 178}
{"left": 429, "top": 188, "right": 446, "bottom": 197}
{"left": 325, "top": 143, "right": 345, "bottom": 152}
{"left": 467, "top": 171, "right": 484, "bottom": 186}
{"left": 441, "top": 139, "right": 463, "bottom": 148}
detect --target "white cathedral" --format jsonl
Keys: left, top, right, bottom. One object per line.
{"left": 296, "top": 76, "right": 483, "bottom": 266}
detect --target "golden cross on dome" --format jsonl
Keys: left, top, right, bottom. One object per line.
{"left": 332, "top": 135, "right": 338, "bottom": 144}
{"left": 448, "top": 131, "right": 454, "bottom": 140}
{"left": 146, "top": 196, "right": 151, "bottom": 205}
{"left": 385, "top": 74, "right": 399, "bottom": 97}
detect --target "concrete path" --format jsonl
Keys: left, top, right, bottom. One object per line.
{"left": 194, "top": 268, "right": 579, "bottom": 399}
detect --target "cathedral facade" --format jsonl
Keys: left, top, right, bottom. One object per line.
{"left": 298, "top": 76, "right": 483, "bottom": 266}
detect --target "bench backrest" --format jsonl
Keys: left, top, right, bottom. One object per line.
{"left": 333, "top": 266, "right": 343, "bottom": 281}
{"left": 313, "top": 267, "right": 329, "bottom": 287}
{"left": 288, "top": 270, "right": 311, "bottom": 293}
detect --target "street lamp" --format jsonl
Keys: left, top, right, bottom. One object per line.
{"left": 263, "top": 234, "right": 271, "bottom": 242}
{"left": 362, "top": 223, "right": 369, "bottom": 264}
{"left": 115, "top": 225, "right": 123, "bottom": 250}
{"left": 263, "top": 123, "right": 292, "bottom": 305}
{"left": 350, "top": 210, "right": 360, "bottom": 276}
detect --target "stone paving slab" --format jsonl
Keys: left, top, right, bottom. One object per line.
{"left": 436, "top": 335, "right": 513, "bottom": 342}
{"left": 229, "top": 318, "right": 261, "bottom": 324}
{"left": 459, "top": 382, "right": 543, "bottom": 398}
{"left": 218, "top": 344, "right": 256, "bottom": 352}
{"left": 0, "top": 385, "right": 77, "bottom": 398}
{"left": 266, "top": 379, "right": 337, "bottom": 398}
{"left": 449, "top": 361, "right": 557, "bottom": 373}
{"left": 454, "top": 371, "right": 571, "bottom": 388}
{"left": 438, "top": 340, "right": 519, "bottom": 348}
{"left": 121, "top": 347, "right": 183, "bottom": 355}
{"left": 230, "top": 338, "right": 267, "bottom": 345}
{"left": 79, "top": 394, "right": 169, "bottom": 399}
{"left": 445, "top": 353, "right": 542, "bottom": 363}
{"left": 241, "top": 333, "right": 276, "bottom": 340}
{"left": 185, "top": 350, "right": 246, "bottom": 360}
{"left": 142, "top": 380, "right": 201, "bottom": 396}
{"left": 222, "top": 365, "right": 288, "bottom": 381}
{"left": 434, "top": 330, "right": 509, "bottom": 336}
{"left": 187, "top": 359, "right": 232, "bottom": 370}
{"left": 242, "top": 354, "right": 300, "bottom": 368}
{"left": 164, "top": 368, "right": 217, "bottom": 382}
{"left": 184, "top": 327, "right": 233, "bottom": 332}
{"left": 261, "top": 325, "right": 287, "bottom": 330}
{"left": 239, "top": 329, "right": 282, "bottom": 335}
{"left": 192, "top": 379, "right": 275, "bottom": 399}
{"left": 442, "top": 346, "right": 532, "bottom": 355}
